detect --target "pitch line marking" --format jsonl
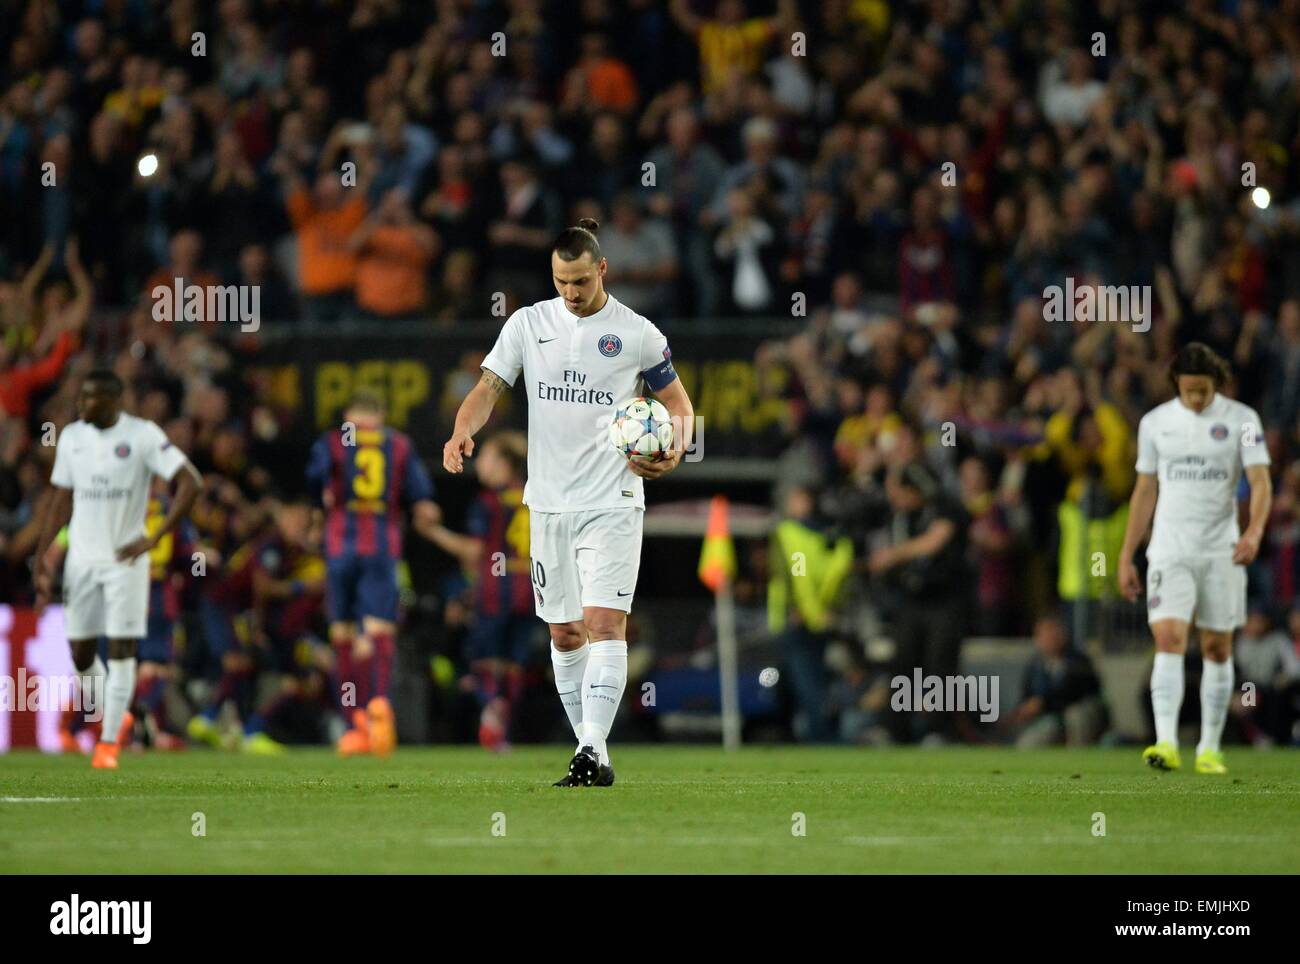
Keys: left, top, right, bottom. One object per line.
{"left": 0, "top": 796, "right": 84, "bottom": 803}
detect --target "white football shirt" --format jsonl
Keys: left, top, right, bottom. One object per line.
{"left": 1135, "top": 393, "right": 1269, "bottom": 561}
{"left": 51, "top": 413, "right": 189, "bottom": 565}
{"left": 481, "top": 294, "right": 677, "bottom": 512}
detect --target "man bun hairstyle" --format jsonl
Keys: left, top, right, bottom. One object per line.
{"left": 1170, "top": 341, "right": 1230, "bottom": 390}
{"left": 554, "top": 218, "right": 601, "bottom": 262}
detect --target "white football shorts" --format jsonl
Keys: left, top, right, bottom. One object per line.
{"left": 1146, "top": 556, "right": 1247, "bottom": 632}
{"left": 63, "top": 554, "right": 151, "bottom": 640}
{"left": 528, "top": 507, "right": 644, "bottom": 624}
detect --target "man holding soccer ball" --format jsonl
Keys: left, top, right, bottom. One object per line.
{"left": 444, "top": 218, "right": 694, "bottom": 786}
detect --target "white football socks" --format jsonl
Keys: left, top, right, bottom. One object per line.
{"left": 101, "top": 658, "right": 137, "bottom": 746}
{"left": 1150, "top": 651, "right": 1184, "bottom": 747}
{"left": 551, "top": 641, "right": 589, "bottom": 743}
{"left": 1197, "top": 657, "right": 1234, "bottom": 756}
{"left": 76, "top": 656, "right": 107, "bottom": 723}
{"left": 579, "top": 640, "right": 627, "bottom": 764}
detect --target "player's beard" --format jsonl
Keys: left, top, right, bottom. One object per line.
{"left": 571, "top": 288, "right": 607, "bottom": 317}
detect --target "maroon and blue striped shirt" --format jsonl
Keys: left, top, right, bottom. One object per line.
{"left": 307, "top": 427, "right": 434, "bottom": 560}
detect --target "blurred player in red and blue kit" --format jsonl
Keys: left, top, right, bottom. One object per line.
{"left": 135, "top": 484, "right": 195, "bottom": 748}
{"left": 307, "top": 390, "right": 440, "bottom": 756}
{"left": 185, "top": 499, "right": 326, "bottom": 752}
{"left": 426, "top": 431, "right": 538, "bottom": 750}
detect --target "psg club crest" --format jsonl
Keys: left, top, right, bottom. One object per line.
{"left": 114, "top": 443, "right": 131, "bottom": 458}
{"left": 1210, "top": 423, "right": 1229, "bottom": 440}
{"left": 598, "top": 333, "right": 623, "bottom": 357}
{"left": 1149, "top": 595, "right": 1161, "bottom": 609}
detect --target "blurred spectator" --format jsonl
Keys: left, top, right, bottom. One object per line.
{"left": 220, "top": 22, "right": 284, "bottom": 101}
{"left": 898, "top": 184, "right": 955, "bottom": 320}
{"left": 1042, "top": 370, "right": 1134, "bottom": 504}
{"left": 205, "top": 130, "right": 264, "bottom": 276}
{"left": 75, "top": 111, "right": 134, "bottom": 299}
{"left": 234, "top": 243, "right": 297, "bottom": 324}
{"left": 350, "top": 189, "right": 439, "bottom": 319}
{"left": 599, "top": 193, "right": 678, "bottom": 319}
{"left": 570, "top": 113, "right": 641, "bottom": 208}
{"left": 486, "top": 158, "right": 561, "bottom": 304}
{"left": 1006, "top": 616, "right": 1107, "bottom": 747}
{"left": 369, "top": 104, "right": 437, "bottom": 205}
{"left": 714, "top": 187, "right": 777, "bottom": 315}
{"left": 429, "top": 250, "right": 482, "bottom": 324}
{"left": 644, "top": 106, "right": 727, "bottom": 316}
{"left": 279, "top": 166, "right": 368, "bottom": 324}
{"left": 767, "top": 484, "right": 854, "bottom": 742}
{"left": 830, "top": 646, "right": 893, "bottom": 745}
{"left": 960, "top": 454, "right": 1016, "bottom": 636}
{"left": 670, "top": 0, "right": 796, "bottom": 96}
{"left": 143, "top": 229, "right": 221, "bottom": 322}
{"left": 1264, "top": 300, "right": 1300, "bottom": 431}
{"left": 418, "top": 143, "right": 485, "bottom": 256}
{"left": 560, "top": 33, "right": 639, "bottom": 117}
{"left": 1039, "top": 49, "right": 1105, "bottom": 128}
{"left": 783, "top": 182, "right": 842, "bottom": 303}
{"left": 0, "top": 240, "right": 87, "bottom": 418}
{"left": 870, "top": 462, "right": 968, "bottom": 743}
{"left": 833, "top": 380, "right": 899, "bottom": 471}
{"left": 1230, "top": 608, "right": 1300, "bottom": 746}
{"left": 707, "top": 115, "right": 804, "bottom": 226}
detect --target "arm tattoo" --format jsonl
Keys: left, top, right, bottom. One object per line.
{"left": 480, "top": 369, "right": 509, "bottom": 397}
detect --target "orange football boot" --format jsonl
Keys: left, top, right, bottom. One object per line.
{"left": 91, "top": 742, "right": 119, "bottom": 769}
{"left": 337, "top": 727, "right": 370, "bottom": 756}
{"left": 337, "top": 709, "right": 371, "bottom": 756}
{"left": 352, "top": 708, "right": 369, "bottom": 732}
{"left": 367, "top": 697, "right": 397, "bottom": 758}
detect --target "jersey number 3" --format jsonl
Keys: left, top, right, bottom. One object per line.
{"left": 353, "top": 448, "right": 387, "bottom": 501}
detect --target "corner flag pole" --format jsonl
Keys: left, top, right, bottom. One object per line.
{"left": 716, "top": 575, "right": 742, "bottom": 750}
{"left": 698, "top": 495, "right": 741, "bottom": 750}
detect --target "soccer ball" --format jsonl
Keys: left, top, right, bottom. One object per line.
{"left": 609, "top": 396, "right": 674, "bottom": 461}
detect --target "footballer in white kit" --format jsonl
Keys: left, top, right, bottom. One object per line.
{"left": 1119, "top": 344, "right": 1272, "bottom": 775}
{"left": 34, "top": 370, "right": 201, "bottom": 769}
{"left": 444, "top": 218, "right": 694, "bottom": 786}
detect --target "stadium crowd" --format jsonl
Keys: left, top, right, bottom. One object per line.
{"left": 2, "top": 0, "right": 1300, "bottom": 747}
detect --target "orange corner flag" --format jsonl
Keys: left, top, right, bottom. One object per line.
{"left": 698, "top": 495, "right": 737, "bottom": 594}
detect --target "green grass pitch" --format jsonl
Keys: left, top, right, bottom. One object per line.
{"left": 2, "top": 746, "right": 1297, "bottom": 873}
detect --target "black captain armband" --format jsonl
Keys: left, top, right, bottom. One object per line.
{"left": 643, "top": 347, "right": 677, "bottom": 391}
